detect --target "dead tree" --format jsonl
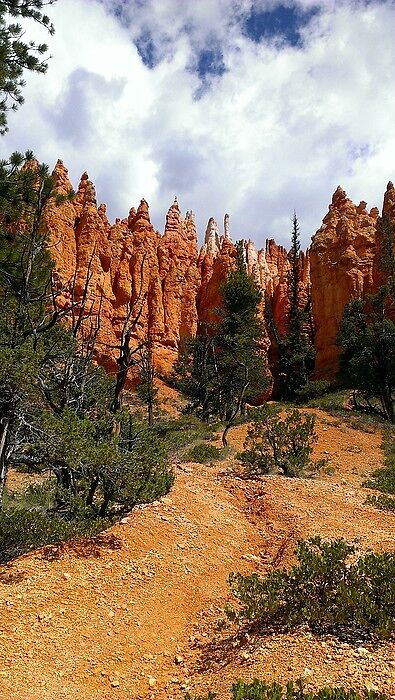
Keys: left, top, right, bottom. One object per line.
{"left": 110, "top": 254, "right": 147, "bottom": 414}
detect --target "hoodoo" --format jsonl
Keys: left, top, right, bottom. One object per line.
{"left": 41, "top": 160, "right": 393, "bottom": 384}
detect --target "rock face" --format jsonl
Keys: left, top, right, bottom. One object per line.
{"left": 197, "top": 216, "right": 237, "bottom": 327}
{"left": 41, "top": 162, "right": 200, "bottom": 375}
{"left": 310, "top": 186, "right": 379, "bottom": 378}
{"left": 40, "top": 161, "right": 393, "bottom": 386}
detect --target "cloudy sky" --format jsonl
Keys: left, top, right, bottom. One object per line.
{"left": 2, "top": 0, "right": 395, "bottom": 248}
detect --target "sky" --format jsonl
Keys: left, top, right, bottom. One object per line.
{"left": 2, "top": 0, "right": 395, "bottom": 248}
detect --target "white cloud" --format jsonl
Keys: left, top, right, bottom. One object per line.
{"left": 1, "top": 0, "right": 395, "bottom": 248}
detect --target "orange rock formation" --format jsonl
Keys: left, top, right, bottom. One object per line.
{"left": 40, "top": 161, "right": 393, "bottom": 385}
{"left": 310, "top": 186, "right": 379, "bottom": 378}
{"left": 41, "top": 161, "right": 200, "bottom": 375}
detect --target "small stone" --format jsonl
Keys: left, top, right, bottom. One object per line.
{"left": 120, "top": 517, "right": 130, "bottom": 524}
{"left": 63, "top": 573, "right": 71, "bottom": 580}
{"left": 111, "top": 679, "right": 120, "bottom": 688}
{"left": 365, "top": 683, "right": 379, "bottom": 692}
{"left": 148, "top": 676, "right": 157, "bottom": 687}
{"left": 242, "top": 554, "right": 260, "bottom": 563}
{"left": 174, "top": 655, "right": 184, "bottom": 665}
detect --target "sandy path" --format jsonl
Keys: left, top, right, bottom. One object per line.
{"left": 0, "top": 409, "right": 394, "bottom": 699}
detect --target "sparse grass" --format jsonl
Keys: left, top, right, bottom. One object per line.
{"left": 187, "top": 443, "right": 227, "bottom": 464}
{"left": 3, "top": 480, "right": 55, "bottom": 512}
{"left": 302, "top": 389, "right": 351, "bottom": 414}
{"left": 153, "top": 415, "right": 223, "bottom": 461}
{"left": 291, "top": 388, "right": 387, "bottom": 433}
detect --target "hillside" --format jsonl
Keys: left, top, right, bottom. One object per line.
{"left": 0, "top": 409, "right": 394, "bottom": 700}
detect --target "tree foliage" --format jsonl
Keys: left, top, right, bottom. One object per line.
{"left": 338, "top": 215, "right": 395, "bottom": 422}
{"left": 0, "top": 1, "right": 56, "bottom": 133}
{"left": 174, "top": 242, "right": 270, "bottom": 445}
{"left": 0, "top": 153, "right": 173, "bottom": 531}
{"left": 267, "top": 214, "right": 315, "bottom": 399}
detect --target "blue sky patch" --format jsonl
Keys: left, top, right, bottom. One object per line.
{"left": 196, "top": 47, "right": 226, "bottom": 80}
{"left": 135, "top": 30, "right": 158, "bottom": 68}
{"left": 244, "top": 4, "right": 320, "bottom": 47}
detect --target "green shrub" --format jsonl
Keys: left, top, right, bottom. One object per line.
{"left": 0, "top": 509, "right": 108, "bottom": 563}
{"left": 227, "top": 536, "right": 395, "bottom": 638}
{"left": 187, "top": 679, "right": 390, "bottom": 700}
{"left": 237, "top": 405, "right": 324, "bottom": 477}
{"left": 364, "top": 430, "right": 395, "bottom": 513}
{"left": 295, "top": 379, "right": 333, "bottom": 403}
{"left": 188, "top": 443, "right": 224, "bottom": 463}
{"left": 153, "top": 416, "right": 216, "bottom": 453}
{"left": 232, "top": 680, "right": 388, "bottom": 700}
{"left": 365, "top": 430, "right": 395, "bottom": 497}
{"left": 366, "top": 493, "right": 395, "bottom": 513}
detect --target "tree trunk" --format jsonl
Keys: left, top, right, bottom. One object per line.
{"left": 0, "top": 418, "right": 10, "bottom": 508}
{"left": 148, "top": 401, "right": 153, "bottom": 427}
{"left": 99, "top": 494, "right": 111, "bottom": 518}
{"left": 86, "top": 476, "right": 99, "bottom": 507}
{"left": 222, "top": 422, "right": 231, "bottom": 448}
{"left": 222, "top": 377, "right": 250, "bottom": 447}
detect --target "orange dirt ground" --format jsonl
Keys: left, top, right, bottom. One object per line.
{"left": 0, "top": 409, "right": 394, "bottom": 700}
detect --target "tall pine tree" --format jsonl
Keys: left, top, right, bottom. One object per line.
{"left": 175, "top": 241, "right": 269, "bottom": 445}
{"left": 275, "top": 213, "right": 315, "bottom": 398}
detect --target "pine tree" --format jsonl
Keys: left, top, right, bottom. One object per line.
{"left": 218, "top": 241, "right": 269, "bottom": 445}
{"left": 276, "top": 213, "right": 315, "bottom": 398}
{"left": 173, "top": 241, "right": 270, "bottom": 443}
{"left": 0, "top": 1, "right": 56, "bottom": 133}
{"left": 338, "top": 218, "right": 395, "bottom": 422}
{"left": 0, "top": 154, "right": 173, "bottom": 515}
{"left": 0, "top": 152, "right": 73, "bottom": 504}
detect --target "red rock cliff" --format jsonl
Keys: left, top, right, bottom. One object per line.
{"left": 41, "top": 161, "right": 200, "bottom": 375}
{"left": 40, "top": 161, "right": 393, "bottom": 386}
{"left": 310, "top": 187, "right": 379, "bottom": 378}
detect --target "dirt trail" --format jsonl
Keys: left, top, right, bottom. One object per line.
{"left": 0, "top": 410, "right": 394, "bottom": 700}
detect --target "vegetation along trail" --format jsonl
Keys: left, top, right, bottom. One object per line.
{"left": 0, "top": 409, "right": 394, "bottom": 700}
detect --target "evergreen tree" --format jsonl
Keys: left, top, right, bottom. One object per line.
{"left": 273, "top": 213, "right": 315, "bottom": 398}
{"left": 217, "top": 241, "right": 269, "bottom": 445}
{"left": 338, "top": 215, "right": 395, "bottom": 422}
{"left": 0, "top": 152, "right": 73, "bottom": 503}
{"left": 0, "top": 1, "right": 56, "bottom": 133}
{"left": 175, "top": 242, "right": 269, "bottom": 445}
{"left": 0, "top": 154, "right": 173, "bottom": 515}
{"left": 172, "top": 330, "right": 220, "bottom": 423}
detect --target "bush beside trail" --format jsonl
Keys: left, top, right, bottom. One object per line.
{"left": 188, "top": 679, "right": 391, "bottom": 700}
{"left": 227, "top": 537, "right": 395, "bottom": 639}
